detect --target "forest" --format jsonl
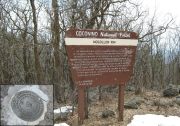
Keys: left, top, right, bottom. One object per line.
{"left": 0, "top": 0, "right": 180, "bottom": 106}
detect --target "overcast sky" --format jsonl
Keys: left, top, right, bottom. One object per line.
{"left": 142, "top": 0, "right": 180, "bottom": 24}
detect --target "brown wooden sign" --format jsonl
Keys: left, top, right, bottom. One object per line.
{"left": 65, "top": 29, "right": 138, "bottom": 124}
{"left": 65, "top": 29, "right": 138, "bottom": 87}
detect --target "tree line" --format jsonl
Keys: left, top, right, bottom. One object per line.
{"left": 0, "top": 0, "right": 179, "bottom": 102}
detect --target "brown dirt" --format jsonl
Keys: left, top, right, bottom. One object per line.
{"left": 56, "top": 90, "right": 180, "bottom": 126}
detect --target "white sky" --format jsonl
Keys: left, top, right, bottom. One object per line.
{"left": 142, "top": 0, "right": 180, "bottom": 24}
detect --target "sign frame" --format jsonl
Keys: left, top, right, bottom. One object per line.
{"left": 65, "top": 28, "right": 138, "bottom": 124}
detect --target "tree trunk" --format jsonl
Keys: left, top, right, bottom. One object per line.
{"left": 22, "top": 31, "right": 30, "bottom": 83}
{"left": 51, "top": 0, "right": 64, "bottom": 102}
{"left": 30, "top": 0, "right": 44, "bottom": 84}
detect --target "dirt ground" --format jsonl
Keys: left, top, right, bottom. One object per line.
{"left": 56, "top": 90, "right": 180, "bottom": 126}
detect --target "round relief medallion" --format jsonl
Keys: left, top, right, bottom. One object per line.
{"left": 11, "top": 90, "right": 44, "bottom": 121}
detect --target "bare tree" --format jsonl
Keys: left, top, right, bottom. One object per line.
{"left": 0, "top": 0, "right": 179, "bottom": 106}
{"left": 30, "top": 0, "right": 44, "bottom": 84}
{"left": 51, "top": 0, "right": 65, "bottom": 102}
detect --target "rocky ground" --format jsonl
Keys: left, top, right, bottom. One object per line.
{"left": 54, "top": 86, "right": 180, "bottom": 126}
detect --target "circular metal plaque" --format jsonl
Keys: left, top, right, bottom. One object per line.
{"left": 11, "top": 90, "right": 44, "bottom": 122}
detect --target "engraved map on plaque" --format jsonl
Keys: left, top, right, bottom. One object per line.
{"left": 11, "top": 90, "right": 44, "bottom": 122}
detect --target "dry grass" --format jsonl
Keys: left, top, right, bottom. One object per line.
{"left": 56, "top": 90, "right": 180, "bottom": 126}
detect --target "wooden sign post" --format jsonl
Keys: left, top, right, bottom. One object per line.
{"left": 65, "top": 29, "right": 138, "bottom": 124}
{"left": 78, "top": 87, "right": 85, "bottom": 124}
{"left": 118, "top": 85, "right": 125, "bottom": 121}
